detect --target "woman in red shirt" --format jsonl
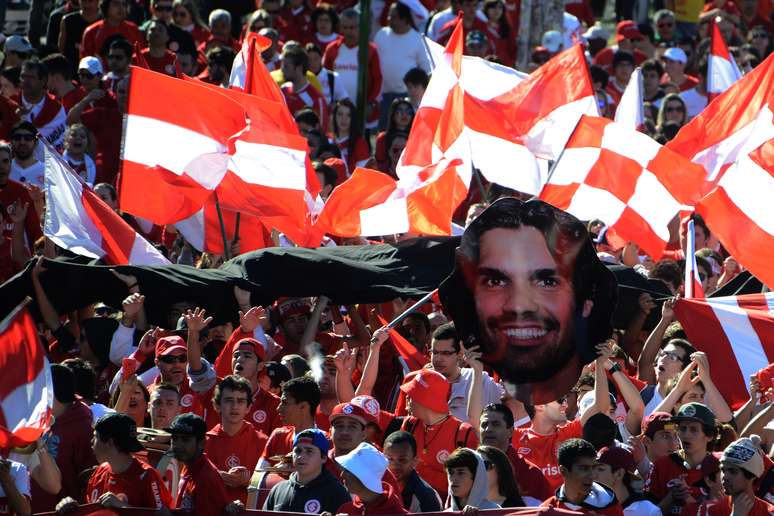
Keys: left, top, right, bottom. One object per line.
{"left": 483, "top": 0, "right": 516, "bottom": 66}
{"left": 331, "top": 99, "right": 371, "bottom": 174}
{"left": 172, "top": 0, "right": 211, "bottom": 46}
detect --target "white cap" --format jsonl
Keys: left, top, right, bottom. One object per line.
{"left": 542, "top": 30, "right": 562, "bottom": 53}
{"left": 334, "top": 442, "right": 388, "bottom": 494}
{"left": 78, "top": 56, "right": 104, "bottom": 76}
{"left": 663, "top": 47, "right": 687, "bottom": 64}
{"left": 583, "top": 24, "right": 610, "bottom": 41}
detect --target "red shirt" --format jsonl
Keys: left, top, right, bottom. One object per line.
{"left": 86, "top": 458, "right": 172, "bottom": 508}
{"left": 505, "top": 445, "right": 552, "bottom": 501}
{"left": 645, "top": 452, "right": 710, "bottom": 514}
{"left": 199, "top": 381, "right": 281, "bottom": 434}
{"left": 661, "top": 73, "right": 699, "bottom": 92}
{"left": 512, "top": 418, "right": 583, "bottom": 492}
{"left": 79, "top": 96, "right": 122, "bottom": 184}
{"left": 0, "top": 179, "right": 42, "bottom": 282}
{"left": 276, "top": 5, "right": 312, "bottom": 44}
{"left": 542, "top": 493, "right": 624, "bottom": 515}
{"left": 282, "top": 81, "right": 328, "bottom": 132}
{"left": 80, "top": 20, "right": 144, "bottom": 59}
{"left": 59, "top": 84, "right": 85, "bottom": 112}
{"left": 205, "top": 422, "right": 268, "bottom": 503}
{"left": 260, "top": 426, "right": 297, "bottom": 465}
{"left": 336, "top": 482, "right": 408, "bottom": 515}
{"left": 699, "top": 496, "right": 774, "bottom": 516}
{"left": 401, "top": 416, "right": 478, "bottom": 498}
{"left": 141, "top": 48, "right": 178, "bottom": 76}
{"left": 0, "top": 96, "right": 20, "bottom": 142}
{"left": 175, "top": 453, "right": 231, "bottom": 512}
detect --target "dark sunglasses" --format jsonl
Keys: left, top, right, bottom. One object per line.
{"left": 11, "top": 133, "right": 36, "bottom": 141}
{"left": 154, "top": 3, "right": 173, "bottom": 10}
{"left": 78, "top": 71, "right": 96, "bottom": 79}
{"left": 158, "top": 355, "right": 187, "bottom": 364}
{"left": 657, "top": 22, "right": 674, "bottom": 28}
{"left": 107, "top": 54, "right": 126, "bottom": 60}
{"left": 95, "top": 306, "right": 118, "bottom": 316}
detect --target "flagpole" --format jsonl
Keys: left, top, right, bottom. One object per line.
{"left": 213, "top": 192, "right": 232, "bottom": 260}
{"left": 385, "top": 288, "right": 438, "bottom": 329}
{"left": 233, "top": 213, "right": 241, "bottom": 248}
{"left": 533, "top": 114, "right": 584, "bottom": 199}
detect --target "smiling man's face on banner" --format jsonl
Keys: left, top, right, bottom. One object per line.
{"left": 440, "top": 198, "right": 617, "bottom": 405}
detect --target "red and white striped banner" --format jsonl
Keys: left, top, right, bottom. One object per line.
{"left": 708, "top": 21, "right": 742, "bottom": 101}
{"left": 675, "top": 292, "right": 774, "bottom": 409}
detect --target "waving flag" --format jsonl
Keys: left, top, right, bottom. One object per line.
{"left": 0, "top": 302, "right": 52, "bottom": 448}
{"left": 539, "top": 115, "right": 706, "bottom": 258}
{"left": 43, "top": 143, "right": 170, "bottom": 265}
{"left": 614, "top": 67, "right": 645, "bottom": 131}
{"left": 684, "top": 219, "right": 705, "bottom": 299}
{"left": 669, "top": 52, "right": 774, "bottom": 288}
{"left": 120, "top": 66, "right": 311, "bottom": 243}
{"left": 174, "top": 202, "right": 273, "bottom": 255}
{"left": 708, "top": 22, "right": 742, "bottom": 101}
{"left": 675, "top": 292, "right": 774, "bottom": 409}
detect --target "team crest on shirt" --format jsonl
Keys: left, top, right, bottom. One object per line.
{"left": 181, "top": 394, "right": 194, "bottom": 407}
{"left": 90, "top": 489, "right": 99, "bottom": 502}
{"left": 304, "top": 499, "right": 321, "bottom": 513}
{"left": 226, "top": 454, "right": 240, "bottom": 468}
{"left": 253, "top": 410, "right": 267, "bottom": 423}
{"left": 436, "top": 449, "right": 450, "bottom": 464}
{"left": 518, "top": 447, "right": 531, "bottom": 455}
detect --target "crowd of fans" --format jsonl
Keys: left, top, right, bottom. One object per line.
{"left": 0, "top": 0, "right": 774, "bottom": 514}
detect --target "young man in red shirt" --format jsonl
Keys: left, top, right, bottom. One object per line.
{"left": 336, "top": 442, "right": 407, "bottom": 515}
{"left": 80, "top": 0, "right": 144, "bottom": 58}
{"left": 281, "top": 47, "right": 328, "bottom": 132}
{"left": 398, "top": 368, "right": 478, "bottom": 498}
{"left": 542, "top": 438, "right": 624, "bottom": 515}
{"left": 205, "top": 375, "right": 268, "bottom": 504}
{"left": 140, "top": 20, "right": 177, "bottom": 76}
{"left": 56, "top": 413, "right": 172, "bottom": 511}
{"left": 258, "top": 376, "right": 322, "bottom": 469}
{"left": 167, "top": 413, "right": 241, "bottom": 513}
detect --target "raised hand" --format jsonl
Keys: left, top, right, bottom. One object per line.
{"left": 122, "top": 293, "right": 145, "bottom": 319}
{"left": 333, "top": 342, "right": 356, "bottom": 373}
{"left": 137, "top": 327, "right": 160, "bottom": 357}
{"left": 239, "top": 306, "right": 266, "bottom": 333}
{"left": 184, "top": 307, "right": 212, "bottom": 333}
{"left": 370, "top": 326, "right": 389, "bottom": 347}
{"left": 461, "top": 341, "right": 484, "bottom": 373}
{"left": 661, "top": 297, "right": 677, "bottom": 322}
{"left": 7, "top": 200, "right": 28, "bottom": 224}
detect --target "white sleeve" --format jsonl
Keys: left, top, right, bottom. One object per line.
{"left": 109, "top": 323, "right": 136, "bottom": 365}
{"left": 10, "top": 461, "right": 30, "bottom": 498}
{"left": 416, "top": 32, "right": 431, "bottom": 72}
{"left": 482, "top": 372, "right": 505, "bottom": 405}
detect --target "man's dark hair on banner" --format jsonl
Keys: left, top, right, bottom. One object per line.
{"left": 439, "top": 198, "right": 617, "bottom": 405}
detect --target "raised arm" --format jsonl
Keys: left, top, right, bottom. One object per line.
{"left": 637, "top": 298, "right": 676, "bottom": 383}
{"left": 692, "top": 352, "right": 733, "bottom": 423}
{"left": 354, "top": 327, "right": 389, "bottom": 397}
{"left": 581, "top": 341, "right": 614, "bottom": 426}
{"left": 298, "top": 296, "right": 329, "bottom": 353}
{"left": 184, "top": 307, "right": 213, "bottom": 373}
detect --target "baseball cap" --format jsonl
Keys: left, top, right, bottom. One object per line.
{"left": 330, "top": 402, "right": 369, "bottom": 427}
{"left": 79, "top": 56, "right": 104, "bottom": 76}
{"left": 578, "top": 391, "right": 617, "bottom": 417}
{"left": 583, "top": 24, "right": 610, "bottom": 41}
{"left": 541, "top": 30, "right": 562, "bottom": 53}
{"left": 597, "top": 446, "right": 636, "bottom": 473}
{"left": 95, "top": 413, "right": 144, "bottom": 452}
{"left": 263, "top": 361, "right": 292, "bottom": 388}
{"left": 275, "top": 298, "right": 312, "bottom": 321}
{"left": 5, "top": 35, "right": 33, "bottom": 54}
{"left": 466, "top": 30, "right": 488, "bottom": 49}
{"left": 335, "top": 442, "right": 388, "bottom": 494}
{"left": 293, "top": 428, "right": 330, "bottom": 455}
{"left": 672, "top": 402, "right": 717, "bottom": 428}
{"left": 722, "top": 436, "right": 765, "bottom": 478}
{"left": 165, "top": 413, "right": 207, "bottom": 440}
{"left": 642, "top": 411, "right": 675, "bottom": 438}
{"left": 350, "top": 395, "right": 382, "bottom": 427}
{"left": 323, "top": 158, "right": 346, "bottom": 184}
{"left": 615, "top": 20, "right": 643, "bottom": 42}
{"left": 155, "top": 335, "right": 187, "bottom": 357}
{"left": 662, "top": 47, "right": 687, "bottom": 64}
{"left": 399, "top": 369, "right": 450, "bottom": 414}
{"left": 235, "top": 337, "right": 265, "bottom": 361}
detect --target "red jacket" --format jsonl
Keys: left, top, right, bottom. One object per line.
{"left": 323, "top": 37, "right": 382, "bottom": 105}
{"left": 542, "top": 482, "right": 624, "bottom": 515}
{"left": 175, "top": 453, "right": 231, "bottom": 512}
{"left": 336, "top": 482, "right": 408, "bottom": 515}
{"left": 276, "top": 5, "right": 312, "bottom": 43}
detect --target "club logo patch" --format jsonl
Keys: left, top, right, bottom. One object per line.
{"left": 253, "top": 410, "right": 267, "bottom": 423}
{"left": 181, "top": 394, "right": 194, "bottom": 407}
{"left": 436, "top": 449, "right": 450, "bottom": 463}
{"left": 304, "top": 499, "right": 321, "bottom": 513}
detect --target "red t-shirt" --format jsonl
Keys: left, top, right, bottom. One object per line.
{"left": 699, "top": 496, "right": 774, "bottom": 516}
{"left": 336, "top": 482, "right": 408, "bottom": 515}
{"left": 175, "top": 453, "right": 232, "bottom": 511}
{"left": 205, "top": 422, "right": 268, "bottom": 503}
{"left": 401, "top": 416, "right": 478, "bottom": 498}
{"left": 281, "top": 81, "right": 328, "bottom": 132}
{"left": 59, "top": 84, "right": 85, "bottom": 112}
{"left": 645, "top": 452, "right": 710, "bottom": 514}
{"left": 0, "top": 179, "right": 42, "bottom": 282}
{"left": 80, "top": 20, "right": 144, "bottom": 58}
{"left": 79, "top": 97, "right": 122, "bottom": 184}
{"left": 140, "top": 48, "right": 178, "bottom": 76}
{"left": 86, "top": 458, "right": 172, "bottom": 508}
{"left": 512, "top": 418, "right": 583, "bottom": 492}
{"left": 505, "top": 445, "right": 552, "bottom": 501}
{"left": 276, "top": 6, "right": 312, "bottom": 43}
{"left": 199, "top": 381, "right": 281, "bottom": 434}
{"left": 260, "top": 426, "right": 297, "bottom": 465}
{"left": 542, "top": 495, "right": 624, "bottom": 515}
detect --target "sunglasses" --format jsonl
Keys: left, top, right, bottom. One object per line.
{"left": 78, "top": 71, "right": 96, "bottom": 79}
{"left": 660, "top": 350, "right": 684, "bottom": 362}
{"left": 158, "top": 355, "right": 187, "bottom": 364}
{"left": 657, "top": 22, "right": 674, "bottom": 28}
{"left": 154, "top": 3, "right": 173, "bottom": 10}
{"left": 11, "top": 133, "right": 35, "bottom": 141}
{"left": 95, "top": 306, "right": 118, "bottom": 316}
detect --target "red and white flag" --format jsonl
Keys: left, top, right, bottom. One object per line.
{"left": 684, "top": 219, "right": 705, "bottom": 298}
{"left": 708, "top": 21, "right": 742, "bottom": 101}
{"left": 43, "top": 143, "right": 170, "bottom": 265}
{"left": 675, "top": 292, "right": 774, "bottom": 409}
{"left": 0, "top": 302, "right": 52, "bottom": 448}
{"left": 229, "top": 33, "right": 282, "bottom": 102}
{"left": 539, "top": 115, "right": 706, "bottom": 258}
{"left": 174, "top": 202, "right": 273, "bottom": 254}
{"left": 614, "top": 67, "right": 645, "bottom": 131}
{"left": 120, "top": 66, "right": 311, "bottom": 244}
{"left": 669, "top": 52, "right": 774, "bottom": 288}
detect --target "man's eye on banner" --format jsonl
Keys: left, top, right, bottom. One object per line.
{"left": 439, "top": 198, "right": 618, "bottom": 405}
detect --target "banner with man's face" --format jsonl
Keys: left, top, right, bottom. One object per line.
{"left": 439, "top": 198, "right": 618, "bottom": 405}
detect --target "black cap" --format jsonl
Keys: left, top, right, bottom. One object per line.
{"left": 165, "top": 413, "right": 206, "bottom": 440}
{"left": 174, "top": 316, "right": 209, "bottom": 339}
{"left": 264, "top": 361, "right": 292, "bottom": 388}
{"left": 672, "top": 402, "right": 717, "bottom": 428}
{"left": 95, "top": 413, "right": 144, "bottom": 453}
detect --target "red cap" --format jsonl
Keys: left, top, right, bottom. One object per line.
{"left": 155, "top": 336, "right": 187, "bottom": 357}
{"left": 235, "top": 338, "right": 265, "bottom": 361}
{"left": 642, "top": 411, "right": 674, "bottom": 438}
{"left": 351, "top": 395, "right": 381, "bottom": 426}
{"left": 275, "top": 297, "right": 312, "bottom": 321}
{"left": 323, "top": 157, "right": 347, "bottom": 185}
{"left": 399, "top": 369, "right": 450, "bottom": 414}
{"left": 616, "top": 20, "right": 642, "bottom": 42}
{"left": 330, "top": 402, "right": 369, "bottom": 427}
{"left": 597, "top": 446, "right": 636, "bottom": 474}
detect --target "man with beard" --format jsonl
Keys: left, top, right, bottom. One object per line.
{"left": 440, "top": 198, "right": 616, "bottom": 405}
{"left": 15, "top": 60, "right": 67, "bottom": 148}
{"left": 478, "top": 403, "right": 550, "bottom": 504}
{"left": 8, "top": 121, "right": 45, "bottom": 188}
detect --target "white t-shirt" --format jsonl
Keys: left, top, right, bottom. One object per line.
{"left": 317, "top": 68, "right": 350, "bottom": 107}
{"left": 0, "top": 460, "right": 31, "bottom": 508}
{"left": 447, "top": 367, "right": 504, "bottom": 422}
{"left": 624, "top": 498, "right": 662, "bottom": 516}
{"left": 10, "top": 160, "right": 45, "bottom": 189}
{"left": 330, "top": 43, "right": 360, "bottom": 102}
{"left": 680, "top": 87, "right": 708, "bottom": 120}
{"left": 374, "top": 27, "right": 431, "bottom": 94}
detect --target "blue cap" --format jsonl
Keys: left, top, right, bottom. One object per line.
{"left": 293, "top": 428, "right": 329, "bottom": 455}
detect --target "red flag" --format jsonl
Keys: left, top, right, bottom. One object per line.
{"left": 377, "top": 315, "right": 428, "bottom": 372}
{"left": 174, "top": 202, "right": 273, "bottom": 255}
{"left": 708, "top": 22, "right": 743, "bottom": 101}
{"left": 675, "top": 292, "right": 774, "bottom": 409}
{"left": 539, "top": 115, "right": 706, "bottom": 258}
{"left": 0, "top": 302, "right": 52, "bottom": 448}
